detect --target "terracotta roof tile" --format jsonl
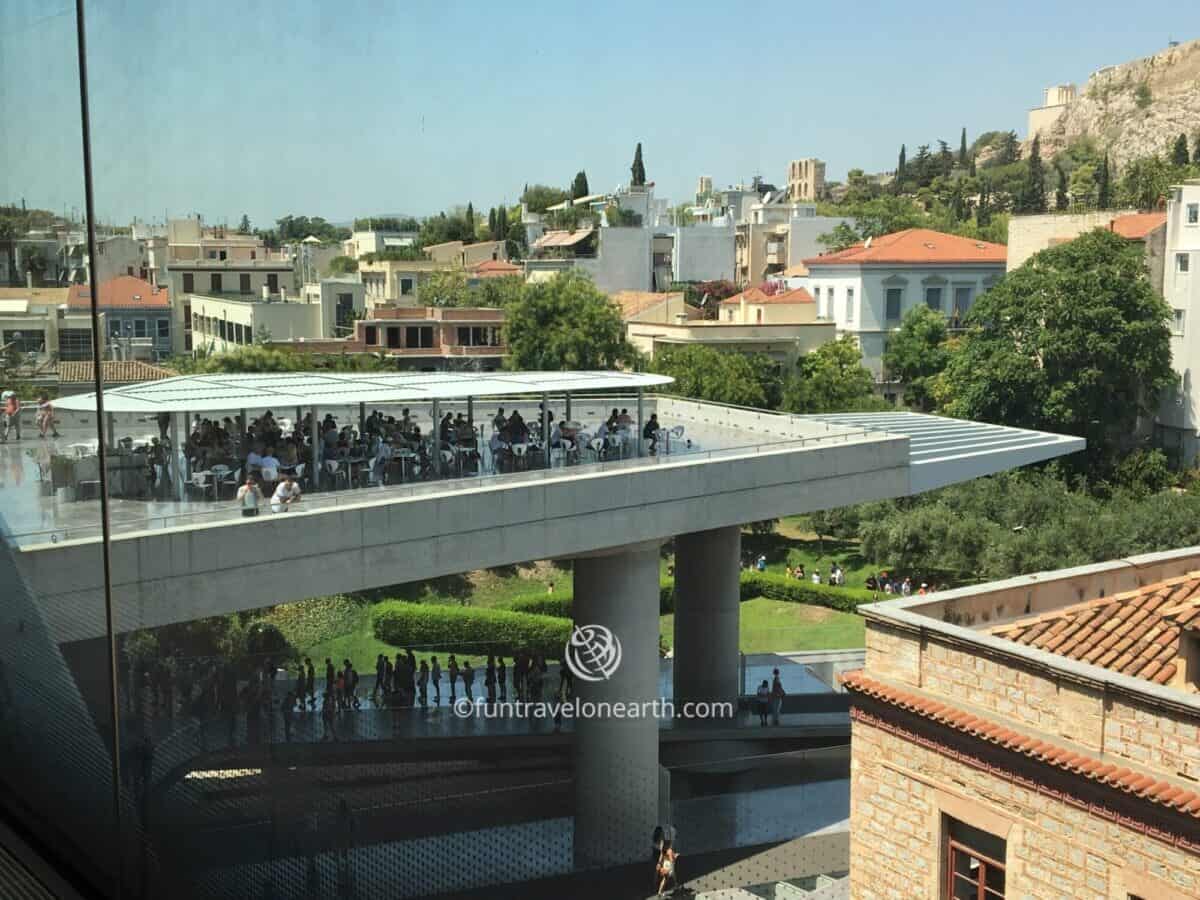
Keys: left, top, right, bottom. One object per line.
{"left": 840, "top": 670, "right": 1200, "bottom": 819}
{"left": 1110, "top": 212, "right": 1167, "bottom": 240}
{"left": 611, "top": 291, "right": 689, "bottom": 321}
{"left": 470, "top": 259, "right": 522, "bottom": 278}
{"left": 67, "top": 276, "right": 169, "bottom": 309}
{"left": 991, "top": 572, "right": 1200, "bottom": 687}
{"left": 803, "top": 228, "right": 1006, "bottom": 267}
{"left": 719, "top": 287, "right": 814, "bottom": 306}
{"left": 57, "top": 361, "right": 176, "bottom": 384}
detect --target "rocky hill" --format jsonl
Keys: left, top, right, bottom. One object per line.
{"left": 1035, "top": 37, "right": 1200, "bottom": 167}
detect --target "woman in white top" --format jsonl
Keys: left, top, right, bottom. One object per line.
{"left": 236, "top": 475, "right": 265, "bottom": 517}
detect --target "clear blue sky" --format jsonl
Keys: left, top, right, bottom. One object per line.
{"left": 2, "top": 0, "right": 1197, "bottom": 228}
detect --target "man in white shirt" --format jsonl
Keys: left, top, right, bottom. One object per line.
{"left": 236, "top": 475, "right": 264, "bottom": 517}
{"left": 271, "top": 474, "right": 302, "bottom": 513}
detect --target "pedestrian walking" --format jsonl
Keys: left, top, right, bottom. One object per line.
{"left": 461, "top": 660, "right": 475, "bottom": 702}
{"left": 417, "top": 660, "right": 429, "bottom": 707}
{"left": 431, "top": 656, "right": 442, "bottom": 705}
{"left": 447, "top": 655, "right": 459, "bottom": 702}
{"left": 497, "top": 657, "right": 507, "bottom": 702}
{"left": 770, "top": 668, "right": 786, "bottom": 726}
{"left": 756, "top": 679, "right": 770, "bottom": 726}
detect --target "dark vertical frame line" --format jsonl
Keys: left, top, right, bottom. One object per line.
{"left": 73, "top": 1, "right": 124, "bottom": 896}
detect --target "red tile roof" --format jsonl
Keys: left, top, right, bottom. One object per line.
{"left": 719, "top": 287, "right": 814, "bottom": 306}
{"left": 990, "top": 573, "right": 1200, "bottom": 686}
{"left": 470, "top": 259, "right": 522, "bottom": 278}
{"left": 57, "top": 361, "right": 176, "bottom": 384}
{"left": 611, "top": 290, "right": 690, "bottom": 320}
{"left": 67, "top": 276, "right": 169, "bottom": 309}
{"left": 841, "top": 671, "right": 1200, "bottom": 819}
{"left": 1110, "top": 212, "right": 1167, "bottom": 240}
{"left": 803, "top": 228, "right": 1006, "bottom": 267}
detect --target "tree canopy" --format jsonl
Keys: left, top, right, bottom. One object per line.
{"left": 780, "top": 337, "right": 886, "bottom": 413}
{"left": 328, "top": 255, "right": 358, "bottom": 275}
{"left": 521, "top": 185, "right": 569, "bottom": 214}
{"left": 502, "top": 271, "right": 630, "bottom": 370}
{"left": 571, "top": 171, "right": 590, "bottom": 200}
{"left": 882, "top": 306, "right": 950, "bottom": 411}
{"left": 936, "top": 229, "right": 1174, "bottom": 480}
{"left": 650, "top": 345, "right": 780, "bottom": 409}
{"left": 630, "top": 143, "right": 646, "bottom": 187}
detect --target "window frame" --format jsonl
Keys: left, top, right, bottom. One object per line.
{"left": 1187, "top": 203, "right": 1199, "bottom": 225}
{"left": 885, "top": 287, "right": 903, "bottom": 322}
{"left": 946, "top": 838, "right": 1006, "bottom": 900}
{"left": 925, "top": 285, "right": 943, "bottom": 313}
{"left": 1173, "top": 308, "right": 1186, "bottom": 336}
{"left": 1178, "top": 253, "right": 1190, "bottom": 274}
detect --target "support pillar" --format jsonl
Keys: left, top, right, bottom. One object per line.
{"left": 358, "top": 402, "right": 365, "bottom": 440}
{"left": 309, "top": 406, "right": 320, "bottom": 492}
{"left": 541, "top": 392, "right": 550, "bottom": 469}
{"left": 170, "top": 412, "right": 183, "bottom": 502}
{"left": 673, "top": 526, "right": 741, "bottom": 713}
{"left": 572, "top": 542, "right": 662, "bottom": 870}
{"left": 106, "top": 412, "right": 116, "bottom": 450}
{"left": 564, "top": 392, "right": 572, "bottom": 422}
{"left": 431, "top": 399, "right": 440, "bottom": 478}
{"left": 636, "top": 387, "right": 644, "bottom": 457}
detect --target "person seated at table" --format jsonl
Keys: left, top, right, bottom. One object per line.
{"left": 279, "top": 439, "right": 299, "bottom": 469}
{"left": 643, "top": 413, "right": 660, "bottom": 454}
{"left": 605, "top": 409, "right": 620, "bottom": 431}
{"left": 618, "top": 408, "right": 634, "bottom": 428}
{"left": 454, "top": 414, "right": 475, "bottom": 445}
{"left": 246, "top": 443, "right": 264, "bottom": 473}
{"left": 492, "top": 407, "right": 506, "bottom": 433}
{"left": 399, "top": 408, "right": 413, "bottom": 435}
{"left": 260, "top": 446, "right": 281, "bottom": 491}
{"left": 271, "top": 474, "right": 302, "bottom": 513}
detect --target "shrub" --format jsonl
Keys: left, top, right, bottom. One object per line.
{"left": 244, "top": 621, "right": 295, "bottom": 661}
{"left": 372, "top": 602, "right": 571, "bottom": 659}
{"left": 264, "top": 595, "right": 364, "bottom": 650}
{"left": 738, "top": 572, "right": 876, "bottom": 613}
{"left": 507, "top": 581, "right": 676, "bottom": 618}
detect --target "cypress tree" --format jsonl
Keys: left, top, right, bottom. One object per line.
{"left": 1054, "top": 162, "right": 1069, "bottom": 211}
{"left": 1172, "top": 133, "right": 1191, "bottom": 167}
{"left": 1023, "top": 135, "right": 1047, "bottom": 214}
{"left": 498, "top": 205, "right": 508, "bottom": 237}
{"left": 977, "top": 179, "right": 992, "bottom": 227}
{"left": 1194, "top": 133, "right": 1200, "bottom": 164}
{"left": 958, "top": 128, "right": 967, "bottom": 165}
{"left": 1097, "top": 154, "right": 1112, "bottom": 210}
{"left": 571, "top": 170, "right": 590, "bottom": 200}
{"left": 968, "top": 155, "right": 976, "bottom": 177}
{"left": 465, "top": 202, "right": 475, "bottom": 236}
{"left": 488, "top": 207, "right": 497, "bottom": 240}
{"left": 631, "top": 143, "right": 646, "bottom": 187}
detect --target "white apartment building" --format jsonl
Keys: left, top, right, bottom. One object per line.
{"left": 1156, "top": 180, "right": 1200, "bottom": 463}
{"left": 803, "top": 228, "right": 1007, "bottom": 380}
{"left": 167, "top": 258, "right": 297, "bottom": 354}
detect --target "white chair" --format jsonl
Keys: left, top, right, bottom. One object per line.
{"left": 671, "top": 425, "right": 685, "bottom": 439}
{"left": 211, "top": 464, "right": 231, "bottom": 498}
{"left": 511, "top": 443, "right": 528, "bottom": 471}
{"left": 188, "top": 472, "right": 214, "bottom": 501}
{"left": 588, "top": 437, "right": 605, "bottom": 462}
{"left": 218, "top": 466, "right": 240, "bottom": 498}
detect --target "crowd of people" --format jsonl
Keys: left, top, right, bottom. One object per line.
{"left": 0, "top": 391, "right": 58, "bottom": 442}
{"left": 745, "top": 551, "right": 939, "bottom": 596}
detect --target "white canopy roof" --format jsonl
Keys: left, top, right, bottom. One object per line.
{"left": 53, "top": 370, "right": 675, "bottom": 414}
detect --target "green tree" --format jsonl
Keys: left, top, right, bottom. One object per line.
{"left": 817, "top": 222, "right": 860, "bottom": 252}
{"left": 1068, "top": 163, "right": 1097, "bottom": 208}
{"left": 1054, "top": 161, "right": 1069, "bottom": 211}
{"left": 421, "top": 269, "right": 472, "bottom": 307}
{"left": 994, "top": 131, "right": 1021, "bottom": 166}
{"left": 502, "top": 270, "right": 629, "bottom": 370}
{"left": 521, "top": 184, "right": 569, "bottom": 213}
{"left": 958, "top": 128, "right": 968, "bottom": 166}
{"left": 781, "top": 337, "right": 883, "bottom": 413}
{"left": 1117, "top": 155, "right": 1171, "bottom": 209}
{"left": 328, "top": 255, "right": 358, "bottom": 275}
{"left": 1171, "top": 133, "right": 1191, "bottom": 167}
{"left": 937, "top": 229, "right": 1175, "bottom": 479}
{"left": 474, "top": 275, "right": 525, "bottom": 309}
{"left": 488, "top": 207, "right": 498, "bottom": 240}
{"left": 1096, "top": 153, "right": 1112, "bottom": 210}
{"left": 896, "top": 144, "right": 906, "bottom": 185}
{"left": 882, "top": 306, "right": 950, "bottom": 411}
{"left": 465, "top": 202, "right": 475, "bottom": 235}
{"left": 571, "top": 170, "right": 590, "bottom": 200}
{"left": 20, "top": 247, "right": 47, "bottom": 285}
{"left": 238, "top": 214, "right": 251, "bottom": 233}
{"left": 1018, "top": 135, "right": 1047, "bottom": 214}
{"left": 1134, "top": 82, "right": 1152, "bottom": 109}
{"left": 630, "top": 143, "right": 646, "bottom": 187}
{"left": 650, "top": 345, "right": 779, "bottom": 408}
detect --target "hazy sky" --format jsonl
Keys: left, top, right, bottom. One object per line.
{"left": 3, "top": 1, "right": 1196, "bottom": 227}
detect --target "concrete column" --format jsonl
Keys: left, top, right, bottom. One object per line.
{"left": 673, "top": 526, "right": 741, "bottom": 712}
{"left": 636, "top": 387, "right": 644, "bottom": 457}
{"left": 541, "top": 392, "right": 550, "bottom": 469}
{"left": 309, "top": 406, "right": 320, "bottom": 492}
{"left": 565, "top": 392, "right": 572, "bottom": 422}
{"left": 105, "top": 412, "right": 116, "bottom": 450}
{"left": 572, "top": 541, "right": 662, "bottom": 870}
{"left": 431, "top": 399, "right": 440, "bottom": 478}
{"left": 358, "top": 402, "right": 366, "bottom": 440}
{"left": 170, "top": 412, "right": 183, "bottom": 502}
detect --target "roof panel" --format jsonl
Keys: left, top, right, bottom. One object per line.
{"left": 52, "top": 370, "right": 675, "bottom": 413}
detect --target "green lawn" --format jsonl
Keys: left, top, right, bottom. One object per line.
{"left": 659, "top": 597, "right": 864, "bottom": 654}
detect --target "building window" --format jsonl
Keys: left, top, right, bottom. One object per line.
{"left": 1188, "top": 203, "right": 1199, "bottom": 225}
{"left": 182, "top": 272, "right": 194, "bottom": 293}
{"left": 845, "top": 287, "right": 855, "bottom": 323}
{"left": 945, "top": 817, "right": 1005, "bottom": 900}
{"left": 886, "top": 288, "right": 902, "bottom": 322}
{"left": 386, "top": 327, "right": 401, "bottom": 349}
{"left": 157, "top": 319, "right": 169, "bottom": 340}
{"left": 57, "top": 328, "right": 93, "bottom": 361}
{"left": 133, "top": 319, "right": 147, "bottom": 338}
{"left": 400, "top": 277, "right": 415, "bottom": 296}
{"left": 1179, "top": 253, "right": 1191, "bottom": 273}
{"left": 756, "top": 308, "right": 763, "bottom": 324}
{"left": 364, "top": 325, "right": 378, "bottom": 346}
{"left": 210, "top": 273, "right": 222, "bottom": 293}
{"left": 953, "top": 286, "right": 973, "bottom": 318}
{"left": 126, "top": 266, "right": 134, "bottom": 276}
{"left": 406, "top": 325, "right": 434, "bottom": 348}
{"left": 812, "top": 286, "right": 821, "bottom": 316}
{"left": 108, "top": 320, "right": 122, "bottom": 339}
{"left": 925, "top": 286, "right": 943, "bottom": 312}
{"left": 3, "top": 330, "right": 45, "bottom": 354}
{"left": 267, "top": 273, "right": 279, "bottom": 294}
{"left": 240, "top": 273, "right": 251, "bottom": 294}
{"left": 1174, "top": 309, "right": 1186, "bottom": 335}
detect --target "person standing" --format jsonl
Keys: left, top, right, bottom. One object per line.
{"left": 1, "top": 390, "right": 21, "bottom": 442}
{"left": 770, "top": 668, "right": 786, "bottom": 726}
{"left": 497, "top": 657, "right": 507, "bottom": 702}
{"left": 756, "top": 679, "right": 770, "bottom": 727}
{"left": 373, "top": 654, "right": 386, "bottom": 703}
{"left": 430, "top": 656, "right": 442, "bottom": 705}
{"left": 35, "top": 393, "right": 58, "bottom": 438}
{"left": 417, "top": 660, "right": 429, "bottom": 707}
{"left": 461, "top": 660, "right": 475, "bottom": 702}
{"left": 485, "top": 655, "right": 496, "bottom": 705}
{"left": 447, "top": 655, "right": 459, "bottom": 702}
{"left": 304, "top": 657, "right": 316, "bottom": 707}
{"left": 236, "top": 475, "right": 264, "bottom": 517}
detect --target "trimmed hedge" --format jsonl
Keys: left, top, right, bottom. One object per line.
{"left": 372, "top": 601, "right": 571, "bottom": 659}
{"left": 508, "top": 581, "right": 676, "bottom": 619}
{"left": 507, "top": 574, "right": 875, "bottom": 618}
{"left": 738, "top": 572, "right": 876, "bottom": 612}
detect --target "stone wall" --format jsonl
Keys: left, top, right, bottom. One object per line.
{"left": 849, "top": 718, "right": 1200, "bottom": 899}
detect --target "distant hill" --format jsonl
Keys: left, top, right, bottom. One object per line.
{"left": 1034, "top": 37, "right": 1200, "bottom": 167}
